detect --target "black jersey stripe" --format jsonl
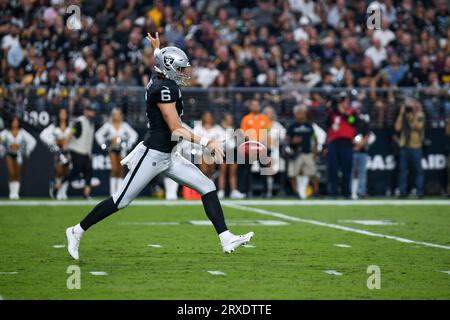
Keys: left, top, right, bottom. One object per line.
{"left": 115, "top": 147, "right": 149, "bottom": 207}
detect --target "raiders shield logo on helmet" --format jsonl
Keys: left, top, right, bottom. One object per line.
{"left": 163, "top": 55, "right": 175, "bottom": 68}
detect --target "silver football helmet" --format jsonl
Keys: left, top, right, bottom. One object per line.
{"left": 154, "top": 46, "right": 191, "bottom": 86}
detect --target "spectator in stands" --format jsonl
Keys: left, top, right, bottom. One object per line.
{"left": 286, "top": 105, "right": 316, "bottom": 199}
{"left": 395, "top": 99, "right": 425, "bottom": 198}
{"left": 381, "top": 54, "right": 407, "bottom": 86}
{"left": 365, "top": 37, "right": 387, "bottom": 70}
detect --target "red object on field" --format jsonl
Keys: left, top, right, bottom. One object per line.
{"left": 182, "top": 186, "right": 201, "bottom": 200}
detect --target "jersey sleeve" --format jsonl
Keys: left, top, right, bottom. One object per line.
{"left": 153, "top": 82, "right": 178, "bottom": 103}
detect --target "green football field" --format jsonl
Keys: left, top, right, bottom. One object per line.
{"left": 0, "top": 199, "right": 449, "bottom": 300}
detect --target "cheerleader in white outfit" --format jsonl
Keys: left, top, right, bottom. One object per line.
{"left": 95, "top": 108, "right": 138, "bottom": 196}
{"left": 193, "top": 111, "right": 225, "bottom": 179}
{"left": 263, "top": 106, "right": 287, "bottom": 198}
{"left": 0, "top": 116, "right": 37, "bottom": 199}
{"left": 40, "top": 108, "right": 72, "bottom": 200}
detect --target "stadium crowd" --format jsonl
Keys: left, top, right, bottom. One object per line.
{"left": 0, "top": 0, "right": 449, "bottom": 199}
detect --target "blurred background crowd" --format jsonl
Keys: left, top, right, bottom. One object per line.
{"left": 0, "top": 0, "right": 449, "bottom": 199}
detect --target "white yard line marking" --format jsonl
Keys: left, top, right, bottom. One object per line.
{"left": 1, "top": 199, "right": 450, "bottom": 206}
{"left": 90, "top": 271, "right": 108, "bottom": 276}
{"left": 52, "top": 244, "right": 65, "bottom": 248}
{"left": 148, "top": 244, "right": 163, "bottom": 248}
{"left": 189, "top": 220, "right": 288, "bottom": 226}
{"left": 334, "top": 244, "right": 352, "bottom": 248}
{"left": 119, "top": 222, "right": 180, "bottom": 226}
{"left": 243, "top": 244, "right": 256, "bottom": 248}
{"left": 338, "top": 219, "right": 403, "bottom": 226}
{"left": 207, "top": 270, "right": 226, "bottom": 276}
{"left": 0, "top": 272, "right": 18, "bottom": 275}
{"left": 324, "top": 270, "right": 343, "bottom": 276}
{"left": 224, "top": 203, "right": 450, "bottom": 250}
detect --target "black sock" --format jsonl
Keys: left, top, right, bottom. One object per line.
{"left": 80, "top": 196, "right": 118, "bottom": 231}
{"left": 201, "top": 191, "right": 228, "bottom": 234}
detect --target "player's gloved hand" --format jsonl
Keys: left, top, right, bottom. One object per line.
{"left": 206, "top": 140, "right": 224, "bottom": 163}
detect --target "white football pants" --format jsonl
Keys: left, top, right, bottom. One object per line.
{"left": 113, "top": 143, "right": 215, "bottom": 209}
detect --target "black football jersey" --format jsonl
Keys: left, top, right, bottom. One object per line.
{"left": 143, "top": 76, "right": 184, "bottom": 153}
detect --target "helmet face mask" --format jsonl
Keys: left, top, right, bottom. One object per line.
{"left": 155, "top": 47, "right": 191, "bottom": 86}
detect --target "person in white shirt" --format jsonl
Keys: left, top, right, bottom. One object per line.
{"left": 0, "top": 116, "right": 36, "bottom": 199}
{"left": 217, "top": 113, "right": 245, "bottom": 200}
{"left": 193, "top": 59, "right": 220, "bottom": 88}
{"left": 193, "top": 111, "right": 224, "bottom": 179}
{"left": 39, "top": 108, "right": 72, "bottom": 200}
{"left": 365, "top": 37, "right": 387, "bottom": 69}
{"left": 263, "top": 106, "right": 287, "bottom": 198}
{"left": 95, "top": 108, "right": 138, "bottom": 196}
{"left": 373, "top": 19, "right": 396, "bottom": 47}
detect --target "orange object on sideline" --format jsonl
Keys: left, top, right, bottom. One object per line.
{"left": 182, "top": 186, "right": 202, "bottom": 200}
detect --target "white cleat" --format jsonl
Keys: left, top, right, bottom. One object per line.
{"left": 222, "top": 232, "right": 254, "bottom": 253}
{"left": 66, "top": 227, "right": 81, "bottom": 260}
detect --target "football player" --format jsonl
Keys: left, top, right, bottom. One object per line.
{"left": 65, "top": 33, "right": 254, "bottom": 259}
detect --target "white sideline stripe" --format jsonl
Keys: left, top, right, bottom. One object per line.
{"left": 207, "top": 270, "right": 226, "bottom": 276}
{"left": 148, "top": 244, "right": 163, "bottom": 248}
{"left": 324, "top": 270, "right": 343, "bottom": 276}
{"left": 52, "top": 244, "right": 65, "bottom": 248}
{"left": 334, "top": 244, "right": 352, "bottom": 248}
{"left": 90, "top": 271, "right": 108, "bottom": 276}
{"left": 243, "top": 244, "right": 256, "bottom": 248}
{"left": 0, "top": 272, "right": 18, "bottom": 275}
{"left": 1, "top": 199, "right": 450, "bottom": 206}
{"left": 225, "top": 203, "right": 450, "bottom": 250}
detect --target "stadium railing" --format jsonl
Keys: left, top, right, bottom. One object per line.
{"left": 0, "top": 86, "right": 448, "bottom": 131}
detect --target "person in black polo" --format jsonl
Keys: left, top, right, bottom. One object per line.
{"left": 325, "top": 92, "right": 357, "bottom": 198}
{"left": 285, "top": 105, "right": 317, "bottom": 199}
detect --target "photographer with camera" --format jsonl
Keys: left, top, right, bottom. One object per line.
{"left": 394, "top": 99, "right": 425, "bottom": 197}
